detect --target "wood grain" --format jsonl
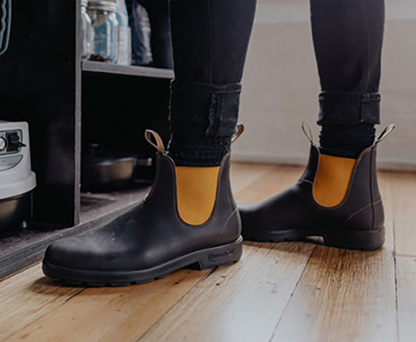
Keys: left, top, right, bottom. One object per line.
{"left": 396, "top": 255, "right": 416, "bottom": 342}
{"left": 230, "top": 162, "right": 275, "bottom": 194}
{"left": 5, "top": 270, "right": 209, "bottom": 342}
{"left": 1, "top": 165, "right": 414, "bottom": 342}
{"left": 140, "top": 164, "right": 314, "bottom": 342}
{"left": 235, "top": 165, "right": 303, "bottom": 203}
{"left": 0, "top": 264, "right": 84, "bottom": 341}
{"left": 140, "top": 242, "right": 315, "bottom": 342}
{"left": 270, "top": 172, "right": 398, "bottom": 342}
{"left": 271, "top": 246, "right": 397, "bottom": 342}
{"left": 391, "top": 172, "right": 416, "bottom": 257}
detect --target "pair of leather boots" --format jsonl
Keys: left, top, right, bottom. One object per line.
{"left": 43, "top": 124, "right": 394, "bottom": 287}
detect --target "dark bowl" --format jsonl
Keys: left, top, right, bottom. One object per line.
{"left": 81, "top": 145, "right": 151, "bottom": 192}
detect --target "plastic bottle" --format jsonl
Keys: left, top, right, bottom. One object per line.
{"left": 116, "top": 0, "right": 131, "bottom": 65}
{"left": 129, "top": 2, "right": 153, "bottom": 66}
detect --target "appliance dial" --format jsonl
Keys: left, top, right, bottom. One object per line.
{"left": 0, "top": 137, "right": 6, "bottom": 151}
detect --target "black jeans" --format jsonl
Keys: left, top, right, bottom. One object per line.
{"left": 168, "top": 0, "right": 385, "bottom": 166}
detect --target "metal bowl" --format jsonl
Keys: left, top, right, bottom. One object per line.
{"left": 0, "top": 192, "right": 31, "bottom": 231}
{"left": 81, "top": 144, "right": 152, "bottom": 192}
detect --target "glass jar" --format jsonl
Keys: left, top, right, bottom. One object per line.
{"left": 80, "top": 0, "right": 94, "bottom": 59}
{"left": 88, "top": 1, "right": 119, "bottom": 62}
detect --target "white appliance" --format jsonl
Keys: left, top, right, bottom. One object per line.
{"left": 0, "top": 121, "right": 36, "bottom": 230}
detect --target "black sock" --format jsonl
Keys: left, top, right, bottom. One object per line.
{"left": 319, "top": 124, "right": 376, "bottom": 159}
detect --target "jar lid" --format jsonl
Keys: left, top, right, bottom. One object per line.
{"left": 88, "top": 1, "right": 118, "bottom": 12}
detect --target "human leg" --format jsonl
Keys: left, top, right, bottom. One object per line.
{"left": 168, "top": 0, "right": 256, "bottom": 167}
{"left": 42, "top": 0, "right": 257, "bottom": 286}
{"left": 312, "top": 0, "right": 384, "bottom": 158}
{"left": 240, "top": 0, "right": 392, "bottom": 250}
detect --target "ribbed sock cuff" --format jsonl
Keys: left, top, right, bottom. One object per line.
{"left": 319, "top": 123, "right": 376, "bottom": 159}
{"left": 168, "top": 136, "right": 230, "bottom": 167}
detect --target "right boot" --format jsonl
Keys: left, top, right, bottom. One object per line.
{"left": 42, "top": 128, "right": 243, "bottom": 287}
{"left": 240, "top": 123, "right": 395, "bottom": 251}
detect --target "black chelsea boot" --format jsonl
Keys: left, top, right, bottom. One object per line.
{"left": 239, "top": 124, "right": 395, "bottom": 251}
{"left": 43, "top": 128, "right": 243, "bottom": 286}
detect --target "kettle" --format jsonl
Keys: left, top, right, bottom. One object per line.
{"left": 0, "top": 121, "right": 36, "bottom": 230}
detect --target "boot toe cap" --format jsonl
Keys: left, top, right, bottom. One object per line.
{"left": 44, "top": 236, "right": 101, "bottom": 271}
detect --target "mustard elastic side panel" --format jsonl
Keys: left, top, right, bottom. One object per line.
{"left": 176, "top": 166, "right": 220, "bottom": 225}
{"left": 313, "top": 154, "right": 356, "bottom": 207}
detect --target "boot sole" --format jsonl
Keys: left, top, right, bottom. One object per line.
{"left": 42, "top": 236, "right": 243, "bottom": 287}
{"left": 243, "top": 227, "right": 385, "bottom": 251}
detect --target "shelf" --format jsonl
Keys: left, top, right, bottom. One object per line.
{"left": 0, "top": 0, "right": 171, "bottom": 279}
{"left": 0, "top": 185, "right": 151, "bottom": 280}
{"left": 82, "top": 60, "right": 174, "bottom": 79}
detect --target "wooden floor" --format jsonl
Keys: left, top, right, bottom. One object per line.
{"left": 1, "top": 162, "right": 415, "bottom": 342}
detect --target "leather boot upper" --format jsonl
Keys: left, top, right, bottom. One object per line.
{"left": 240, "top": 143, "right": 384, "bottom": 236}
{"left": 45, "top": 152, "right": 241, "bottom": 272}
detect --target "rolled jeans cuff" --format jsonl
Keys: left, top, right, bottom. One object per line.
{"left": 170, "top": 80, "right": 242, "bottom": 137}
{"left": 317, "top": 91, "right": 381, "bottom": 126}
{"left": 168, "top": 80, "right": 242, "bottom": 166}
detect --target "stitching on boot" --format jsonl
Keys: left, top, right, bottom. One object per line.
{"left": 309, "top": 149, "right": 371, "bottom": 211}
{"left": 346, "top": 198, "right": 382, "bottom": 222}
{"left": 212, "top": 208, "right": 238, "bottom": 246}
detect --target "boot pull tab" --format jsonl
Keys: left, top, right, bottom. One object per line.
{"left": 301, "top": 121, "right": 315, "bottom": 145}
{"left": 145, "top": 129, "right": 165, "bottom": 153}
{"left": 231, "top": 124, "right": 245, "bottom": 144}
{"left": 376, "top": 124, "right": 395, "bottom": 145}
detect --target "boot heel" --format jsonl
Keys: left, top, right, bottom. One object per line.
{"left": 198, "top": 237, "right": 243, "bottom": 270}
{"left": 324, "top": 227, "right": 385, "bottom": 251}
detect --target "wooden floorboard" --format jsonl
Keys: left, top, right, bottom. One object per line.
{"left": 0, "top": 163, "right": 414, "bottom": 342}
{"left": 235, "top": 164, "right": 303, "bottom": 203}
{"left": 5, "top": 270, "right": 210, "bottom": 342}
{"left": 230, "top": 162, "right": 275, "bottom": 194}
{"left": 396, "top": 256, "right": 416, "bottom": 342}
{"left": 391, "top": 172, "right": 416, "bottom": 257}
{"left": 140, "top": 242, "right": 314, "bottom": 342}
{"left": 140, "top": 165, "right": 313, "bottom": 342}
{"left": 270, "top": 245, "right": 397, "bottom": 342}
{"left": 391, "top": 171, "right": 416, "bottom": 342}
{"left": 0, "top": 264, "right": 84, "bottom": 341}
{"left": 270, "top": 171, "right": 398, "bottom": 342}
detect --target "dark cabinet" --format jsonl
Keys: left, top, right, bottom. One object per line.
{"left": 0, "top": 0, "right": 173, "bottom": 278}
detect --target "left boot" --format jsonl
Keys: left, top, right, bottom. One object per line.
{"left": 43, "top": 128, "right": 243, "bottom": 286}
{"left": 239, "top": 124, "right": 395, "bottom": 251}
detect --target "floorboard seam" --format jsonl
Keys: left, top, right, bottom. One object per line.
{"left": 134, "top": 243, "right": 261, "bottom": 342}
{"left": 391, "top": 181, "right": 400, "bottom": 342}
{"left": 133, "top": 270, "right": 215, "bottom": 342}
{"left": 394, "top": 248, "right": 400, "bottom": 342}
{"left": 267, "top": 244, "right": 317, "bottom": 342}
